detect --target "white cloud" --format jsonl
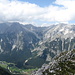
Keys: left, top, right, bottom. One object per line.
{"left": 0, "top": 0, "right": 44, "bottom": 22}
{"left": 0, "top": 0, "right": 75, "bottom": 25}
{"left": 54, "top": 0, "right": 75, "bottom": 21}
{"left": 41, "top": 0, "right": 75, "bottom": 22}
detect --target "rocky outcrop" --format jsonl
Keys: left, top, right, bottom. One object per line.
{"left": 32, "top": 49, "right": 75, "bottom": 75}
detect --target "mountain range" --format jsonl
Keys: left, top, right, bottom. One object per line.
{"left": 0, "top": 22, "right": 75, "bottom": 69}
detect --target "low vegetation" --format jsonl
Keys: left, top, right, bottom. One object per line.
{"left": 0, "top": 61, "right": 38, "bottom": 75}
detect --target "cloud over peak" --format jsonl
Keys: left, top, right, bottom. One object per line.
{"left": 0, "top": 0, "right": 75, "bottom": 25}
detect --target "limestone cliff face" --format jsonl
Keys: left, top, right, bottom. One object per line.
{"left": 29, "top": 24, "right": 75, "bottom": 68}
{"left": 0, "top": 22, "right": 75, "bottom": 68}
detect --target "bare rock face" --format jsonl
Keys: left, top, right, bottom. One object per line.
{"left": 30, "top": 23, "right": 75, "bottom": 68}
{"left": 33, "top": 49, "right": 75, "bottom": 75}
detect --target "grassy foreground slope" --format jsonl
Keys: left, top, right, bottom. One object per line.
{"left": 0, "top": 61, "right": 37, "bottom": 75}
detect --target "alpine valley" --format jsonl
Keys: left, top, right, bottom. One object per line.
{"left": 0, "top": 22, "right": 75, "bottom": 74}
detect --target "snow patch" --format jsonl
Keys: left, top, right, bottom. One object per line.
{"left": 64, "top": 29, "right": 72, "bottom": 35}
{"left": 64, "top": 29, "right": 69, "bottom": 35}
{"left": 0, "top": 45, "right": 3, "bottom": 53}
{"left": 59, "top": 28, "right": 64, "bottom": 32}
{"left": 0, "top": 39, "right": 3, "bottom": 42}
{"left": 25, "top": 60, "right": 28, "bottom": 63}
{"left": 12, "top": 45, "right": 16, "bottom": 50}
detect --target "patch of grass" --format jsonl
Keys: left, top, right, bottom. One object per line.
{"left": 0, "top": 61, "right": 38, "bottom": 75}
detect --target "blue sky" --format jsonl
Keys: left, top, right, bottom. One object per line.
{"left": 18, "top": 0, "right": 55, "bottom": 7}
{"left": 0, "top": 0, "right": 75, "bottom": 26}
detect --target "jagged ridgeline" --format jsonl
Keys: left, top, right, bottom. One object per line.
{"left": 0, "top": 22, "right": 75, "bottom": 69}
{"left": 33, "top": 49, "right": 75, "bottom": 75}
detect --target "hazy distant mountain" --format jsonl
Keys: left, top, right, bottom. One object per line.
{"left": 24, "top": 24, "right": 47, "bottom": 40}
{"left": 0, "top": 23, "right": 9, "bottom": 34}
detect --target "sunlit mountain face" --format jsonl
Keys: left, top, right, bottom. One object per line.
{"left": 0, "top": 22, "right": 75, "bottom": 69}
